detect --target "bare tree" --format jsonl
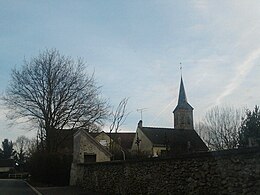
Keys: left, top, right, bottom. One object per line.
{"left": 14, "top": 136, "right": 30, "bottom": 156}
{"left": 197, "top": 106, "right": 244, "bottom": 150}
{"left": 109, "top": 98, "right": 129, "bottom": 157}
{"left": 27, "top": 138, "right": 38, "bottom": 156}
{"left": 109, "top": 98, "right": 129, "bottom": 135}
{"left": 195, "top": 121, "right": 208, "bottom": 142}
{"left": 14, "top": 136, "right": 31, "bottom": 169}
{"left": 3, "top": 49, "right": 108, "bottom": 152}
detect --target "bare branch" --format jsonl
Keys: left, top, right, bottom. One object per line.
{"left": 196, "top": 106, "right": 244, "bottom": 150}
{"left": 2, "top": 49, "right": 109, "bottom": 152}
{"left": 109, "top": 98, "right": 129, "bottom": 134}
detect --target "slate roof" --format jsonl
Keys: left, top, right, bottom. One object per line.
{"left": 109, "top": 133, "right": 136, "bottom": 150}
{"left": 57, "top": 129, "right": 135, "bottom": 154}
{"left": 57, "top": 128, "right": 100, "bottom": 154}
{"left": 56, "top": 129, "right": 77, "bottom": 154}
{"left": 89, "top": 132, "right": 100, "bottom": 138}
{"left": 90, "top": 132, "right": 135, "bottom": 150}
{"left": 140, "top": 126, "right": 208, "bottom": 152}
{"left": 173, "top": 77, "right": 193, "bottom": 112}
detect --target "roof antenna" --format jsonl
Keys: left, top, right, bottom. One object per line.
{"left": 137, "top": 108, "right": 148, "bottom": 120}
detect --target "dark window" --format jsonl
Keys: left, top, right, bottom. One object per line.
{"left": 84, "top": 153, "right": 96, "bottom": 163}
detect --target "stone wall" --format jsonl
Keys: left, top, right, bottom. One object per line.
{"left": 72, "top": 147, "right": 260, "bottom": 194}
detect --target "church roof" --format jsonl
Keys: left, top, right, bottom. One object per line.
{"left": 173, "top": 77, "right": 193, "bottom": 112}
{"left": 140, "top": 126, "right": 208, "bottom": 152}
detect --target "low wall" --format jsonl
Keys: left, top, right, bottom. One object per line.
{"left": 71, "top": 147, "right": 260, "bottom": 194}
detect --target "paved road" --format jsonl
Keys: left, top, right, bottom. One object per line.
{"left": 0, "top": 179, "right": 40, "bottom": 195}
{"left": 37, "top": 186, "right": 102, "bottom": 195}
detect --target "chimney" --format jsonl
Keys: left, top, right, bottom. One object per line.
{"left": 138, "top": 120, "right": 143, "bottom": 128}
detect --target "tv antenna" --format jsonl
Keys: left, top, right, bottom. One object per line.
{"left": 137, "top": 108, "right": 148, "bottom": 120}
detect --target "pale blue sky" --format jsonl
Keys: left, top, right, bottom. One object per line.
{"left": 1, "top": 1, "right": 260, "bottom": 142}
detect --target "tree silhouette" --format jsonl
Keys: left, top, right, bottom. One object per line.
{"left": 197, "top": 106, "right": 243, "bottom": 150}
{"left": 14, "top": 136, "right": 31, "bottom": 170}
{"left": 109, "top": 98, "right": 129, "bottom": 159}
{"left": 2, "top": 139, "right": 15, "bottom": 159}
{"left": 239, "top": 105, "right": 260, "bottom": 147}
{"left": 3, "top": 49, "right": 108, "bottom": 152}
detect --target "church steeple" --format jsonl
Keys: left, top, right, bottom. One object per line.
{"left": 178, "top": 77, "right": 188, "bottom": 106}
{"left": 173, "top": 76, "right": 194, "bottom": 129}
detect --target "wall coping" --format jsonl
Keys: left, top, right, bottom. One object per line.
{"left": 77, "top": 147, "right": 260, "bottom": 166}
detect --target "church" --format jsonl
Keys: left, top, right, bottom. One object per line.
{"left": 131, "top": 76, "right": 208, "bottom": 157}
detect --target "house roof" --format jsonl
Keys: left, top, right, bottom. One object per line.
{"left": 89, "top": 132, "right": 100, "bottom": 138}
{"left": 90, "top": 131, "right": 135, "bottom": 150}
{"left": 140, "top": 126, "right": 208, "bottom": 151}
{"left": 56, "top": 129, "right": 77, "bottom": 154}
{"left": 56, "top": 128, "right": 135, "bottom": 154}
{"left": 173, "top": 76, "right": 193, "bottom": 112}
{"left": 109, "top": 133, "right": 136, "bottom": 150}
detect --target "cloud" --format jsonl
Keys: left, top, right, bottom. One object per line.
{"left": 192, "top": 0, "right": 209, "bottom": 13}
{"left": 0, "top": 101, "right": 36, "bottom": 142}
{"left": 151, "top": 98, "right": 176, "bottom": 126}
{"left": 215, "top": 48, "right": 260, "bottom": 105}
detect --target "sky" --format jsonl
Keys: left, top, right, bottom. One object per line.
{"left": 1, "top": 0, "right": 260, "bottom": 142}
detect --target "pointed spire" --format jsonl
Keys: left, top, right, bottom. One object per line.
{"left": 173, "top": 76, "right": 193, "bottom": 113}
{"left": 178, "top": 76, "right": 188, "bottom": 105}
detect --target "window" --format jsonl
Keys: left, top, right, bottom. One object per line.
{"left": 99, "top": 140, "right": 108, "bottom": 147}
{"left": 84, "top": 153, "right": 96, "bottom": 163}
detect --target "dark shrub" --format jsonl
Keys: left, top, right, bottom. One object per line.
{"left": 28, "top": 152, "right": 72, "bottom": 186}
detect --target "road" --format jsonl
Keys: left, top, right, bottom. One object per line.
{"left": 37, "top": 186, "right": 100, "bottom": 195}
{"left": 0, "top": 179, "right": 40, "bottom": 195}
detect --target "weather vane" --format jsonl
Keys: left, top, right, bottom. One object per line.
{"left": 180, "top": 62, "right": 182, "bottom": 76}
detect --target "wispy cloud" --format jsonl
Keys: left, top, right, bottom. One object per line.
{"left": 215, "top": 48, "right": 260, "bottom": 105}
{"left": 151, "top": 99, "right": 176, "bottom": 126}
{"left": 0, "top": 101, "right": 36, "bottom": 142}
{"left": 192, "top": 0, "right": 209, "bottom": 12}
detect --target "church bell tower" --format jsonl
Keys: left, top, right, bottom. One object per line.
{"left": 173, "top": 76, "right": 194, "bottom": 129}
